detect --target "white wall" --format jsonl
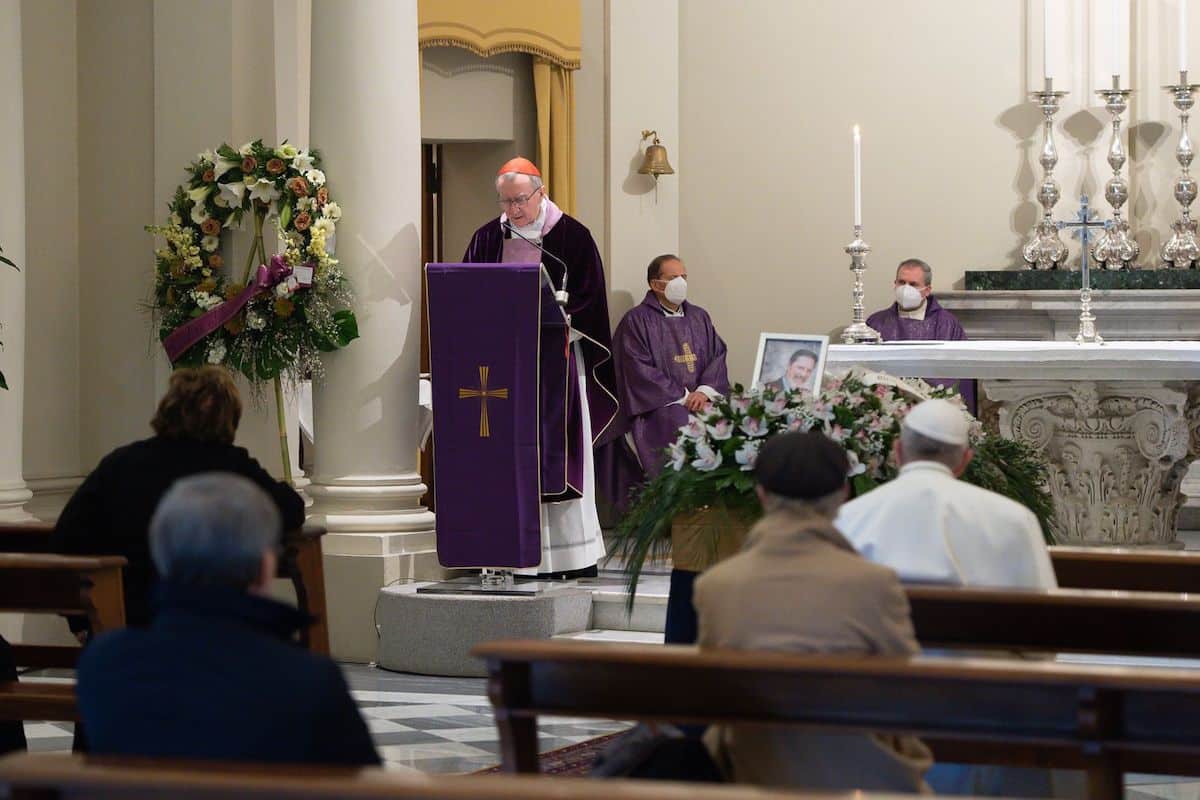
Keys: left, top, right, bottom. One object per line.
{"left": 606, "top": 0, "right": 678, "bottom": 330}
{"left": 575, "top": 0, "right": 608, "bottom": 269}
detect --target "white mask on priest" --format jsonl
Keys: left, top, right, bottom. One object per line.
{"left": 664, "top": 276, "right": 688, "bottom": 305}
{"left": 894, "top": 283, "right": 924, "bottom": 311}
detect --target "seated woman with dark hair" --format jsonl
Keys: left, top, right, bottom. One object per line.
{"left": 52, "top": 366, "right": 305, "bottom": 631}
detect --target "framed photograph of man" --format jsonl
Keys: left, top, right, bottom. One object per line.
{"left": 751, "top": 333, "right": 830, "bottom": 395}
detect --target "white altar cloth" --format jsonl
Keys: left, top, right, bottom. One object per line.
{"left": 826, "top": 340, "right": 1200, "bottom": 381}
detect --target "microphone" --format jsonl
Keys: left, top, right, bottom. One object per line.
{"left": 501, "top": 221, "right": 569, "bottom": 307}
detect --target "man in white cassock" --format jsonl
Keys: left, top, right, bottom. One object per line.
{"left": 836, "top": 398, "right": 1060, "bottom": 797}
{"left": 835, "top": 398, "right": 1055, "bottom": 589}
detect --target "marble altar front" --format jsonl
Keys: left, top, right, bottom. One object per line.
{"left": 826, "top": 341, "right": 1200, "bottom": 547}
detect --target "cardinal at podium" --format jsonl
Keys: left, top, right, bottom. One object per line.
{"left": 462, "top": 157, "right": 620, "bottom": 577}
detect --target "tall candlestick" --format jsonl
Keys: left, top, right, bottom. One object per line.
{"left": 1183, "top": 0, "right": 1190, "bottom": 74}
{"left": 1043, "top": 0, "right": 1050, "bottom": 79}
{"left": 853, "top": 125, "right": 862, "bottom": 227}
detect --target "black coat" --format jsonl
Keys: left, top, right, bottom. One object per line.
{"left": 0, "top": 635, "right": 26, "bottom": 755}
{"left": 76, "top": 583, "right": 379, "bottom": 766}
{"left": 51, "top": 436, "right": 305, "bottom": 628}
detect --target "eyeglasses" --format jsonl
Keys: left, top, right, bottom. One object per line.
{"left": 497, "top": 187, "right": 543, "bottom": 208}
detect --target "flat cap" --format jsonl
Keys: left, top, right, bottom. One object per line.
{"left": 754, "top": 431, "right": 849, "bottom": 499}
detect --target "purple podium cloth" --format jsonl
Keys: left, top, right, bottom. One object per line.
{"left": 426, "top": 262, "right": 569, "bottom": 568}
{"left": 613, "top": 292, "right": 730, "bottom": 484}
{"left": 866, "top": 296, "right": 977, "bottom": 414}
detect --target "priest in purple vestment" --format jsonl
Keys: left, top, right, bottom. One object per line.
{"left": 461, "top": 157, "right": 619, "bottom": 578}
{"left": 865, "top": 258, "right": 977, "bottom": 413}
{"left": 613, "top": 254, "right": 730, "bottom": 645}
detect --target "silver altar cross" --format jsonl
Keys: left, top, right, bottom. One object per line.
{"left": 1057, "top": 195, "right": 1112, "bottom": 345}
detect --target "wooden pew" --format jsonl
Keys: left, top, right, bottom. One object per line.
{"left": 1050, "top": 545, "right": 1200, "bottom": 593}
{"left": 0, "top": 520, "right": 329, "bottom": 656}
{"left": 904, "top": 584, "right": 1200, "bottom": 657}
{"left": 0, "top": 753, "right": 916, "bottom": 800}
{"left": 475, "top": 638, "right": 1200, "bottom": 799}
{"left": 0, "top": 553, "right": 126, "bottom": 721}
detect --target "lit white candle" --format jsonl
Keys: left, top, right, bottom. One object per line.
{"left": 1183, "top": 0, "right": 1190, "bottom": 74}
{"left": 853, "top": 125, "right": 862, "bottom": 228}
{"left": 1043, "top": 0, "right": 1050, "bottom": 80}
{"left": 1112, "top": 0, "right": 1120, "bottom": 78}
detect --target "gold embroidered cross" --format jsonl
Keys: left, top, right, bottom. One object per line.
{"left": 458, "top": 365, "right": 509, "bottom": 438}
{"left": 674, "top": 342, "right": 698, "bottom": 374}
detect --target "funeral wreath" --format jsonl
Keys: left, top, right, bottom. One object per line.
{"left": 611, "top": 369, "right": 1055, "bottom": 606}
{"left": 148, "top": 140, "right": 358, "bottom": 481}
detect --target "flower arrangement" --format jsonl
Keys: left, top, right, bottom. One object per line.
{"left": 148, "top": 140, "right": 358, "bottom": 481}
{"left": 611, "top": 370, "right": 1054, "bottom": 603}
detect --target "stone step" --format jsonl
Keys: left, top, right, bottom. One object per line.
{"left": 555, "top": 628, "right": 665, "bottom": 644}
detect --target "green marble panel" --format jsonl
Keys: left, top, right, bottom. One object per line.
{"left": 964, "top": 269, "right": 1200, "bottom": 290}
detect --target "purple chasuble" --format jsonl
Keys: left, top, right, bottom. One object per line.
{"left": 865, "top": 296, "right": 977, "bottom": 413}
{"left": 613, "top": 292, "right": 730, "bottom": 481}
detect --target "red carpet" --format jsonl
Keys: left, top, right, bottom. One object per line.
{"left": 473, "top": 731, "right": 626, "bottom": 776}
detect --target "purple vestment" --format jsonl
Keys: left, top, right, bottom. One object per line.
{"left": 613, "top": 292, "right": 730, "bottom": 480}
{"left": 865, "top": 296, "right": 977, "bottom": 413}
{"left": 463, "top": 207, "right": 620, "bottom": 446}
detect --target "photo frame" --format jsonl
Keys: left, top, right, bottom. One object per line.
{"left": 751, "top": 333, "right": 830, "bottom": 394}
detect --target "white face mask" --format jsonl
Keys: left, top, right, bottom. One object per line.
{"left": 664, "top": 276, "right": 688, "bottom": 304}
{"left": 894, "top": 284, "right": 924, "bottom": 311}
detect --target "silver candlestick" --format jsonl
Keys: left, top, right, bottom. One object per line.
{"left": 1092, "top": 75, "right": 1138, "bottom": 270}
{"left": 1023, "top": 78, "right": 1070, "bottom": 270}
{"left": 1162, "top": 70, "right": 1200, "bottom": 269}
{"left": 840, "top": 225, "right": 882, "bottom": 345}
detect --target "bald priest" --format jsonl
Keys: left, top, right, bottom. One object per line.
{"left": 463, "top": 157, "right": 620, "bottom": 577}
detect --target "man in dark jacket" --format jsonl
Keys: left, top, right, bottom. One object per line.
{"left": 76, "top": 472, "right": 379, "bottom": 766}
{"left": 0, "top": 635, "right": 26, "bottom": 755}
{"left": 51, "top": 366, "right": 304, "bottom": 631}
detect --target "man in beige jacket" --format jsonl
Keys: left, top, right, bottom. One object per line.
{"left": 694, "top": 431, "right": 931, "bottom": 793}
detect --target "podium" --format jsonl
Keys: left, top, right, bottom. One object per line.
{"left": 424, "top": 262, "right": 571, "bottom": 571}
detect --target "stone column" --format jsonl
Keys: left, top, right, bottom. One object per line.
{"left": 309, "top": 0, "right": 438, "bottom": 662}
{"left": 0, "top": 0, "right": 32, "bottom": 521}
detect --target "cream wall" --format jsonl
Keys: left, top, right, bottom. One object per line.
{"left": 575, "top": 0, "right": 608, "bottom": 268}
{"left": 21, "top": 0, "right": 79, "bottom": 487}
{"left": 606, "top": 0, "right": 678, "bottom": 329}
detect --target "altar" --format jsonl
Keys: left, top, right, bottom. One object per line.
{"left": 826, "top": 341, "right": 1200, "bottom": 548}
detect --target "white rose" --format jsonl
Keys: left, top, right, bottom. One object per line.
{"left": 206, "top": 339, "right": 227, "bottom": 364}
{"left": 291, "top": 151, "right": 315, "bottom": 173}
{"left": 275, "top": 281, "right": 292, "bottom": 298}
{"left": 321, "top": 201, "right": 342, "bottom": 221}
{"left": 246, "top": 311, "right": 266, "bottom": 331}
{"left": 304, "top": 168, "right": 326, "bottom": 187}
{"left": 201, "top": 235, "right": 220, "bottom": 252}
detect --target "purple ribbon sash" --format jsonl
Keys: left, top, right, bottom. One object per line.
{"left": 162, "top": 254, "right": 310, "bottom": 363}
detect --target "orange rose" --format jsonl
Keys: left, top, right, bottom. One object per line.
{"left": 198, "top": 277, "right": 217, "bottom": 293}
{"left": 165, "top": 287, "right": 177, "bottom": 305}
{"left": 293, "top": 211, "right": 312, "bottom": 231}
{"left": 315, "top": 186, "right": 329, "bottom": 208}
{"left": 266, "top": 158, "right": 285, "bottom": 175}
{"left": 224, "top": 282, "right": 245, "bottom": 300}
{"left": 169, "top": 261, "right": 186, "bottom": 279}
{"left": 287, "top": 176, "right": 310, "bottom": 197}
{"left": 200, "top": 218, "right": 221, "bottom": 236}
{"left": 224, "top": 315, "right": 245, "bottom": 335}
{"left": 241, "top": 156, "right": 258, "bottom": 173}
{"left": 208, "top": 254, "right": 224, "bottom": 269}
{"left": 202, "top": 168, "right": 215, "bottom": 183}
{"left": 274, "top": 298, "right": 295, "bottom": 318}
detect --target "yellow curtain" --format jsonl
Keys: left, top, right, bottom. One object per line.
{"left": 417, "top": 0, "right": 581, "bottom": 70}
{"left": 533, "top": 58, "right": 575, "bottom": 216}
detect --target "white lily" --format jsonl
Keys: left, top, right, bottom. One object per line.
{"left": 197, "top": 149, "right": 217, "bottom": 165}
{"left": 218, "top": 181, "right": 246, "bottom": 207}
{"left": 321, "top": 201, "right": 342, "bottom": 221}
{"left": 276, "top": 143, "right": 299, "bottom": 159}
{"left": 292, "top": 151, "right": 315, "bottom": 173}
{"left": 239, "top": 141, "right": 254, "bottom": 156}
{"left": 248, "top": 178, "right": 281, "bottom": 204}
{"left": 212, "top": 157, "right": 240, "bottom": 179}
{"left": 190, "top": 203, "right": 209, "bottom": 226}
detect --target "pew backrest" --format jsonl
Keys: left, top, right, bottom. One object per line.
{"left": 1050, "top": 545, "right": 1200, "bottom": 593}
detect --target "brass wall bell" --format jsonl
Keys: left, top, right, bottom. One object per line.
{"left": 637, "top": 130, "right": 674, "bottom": 178}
